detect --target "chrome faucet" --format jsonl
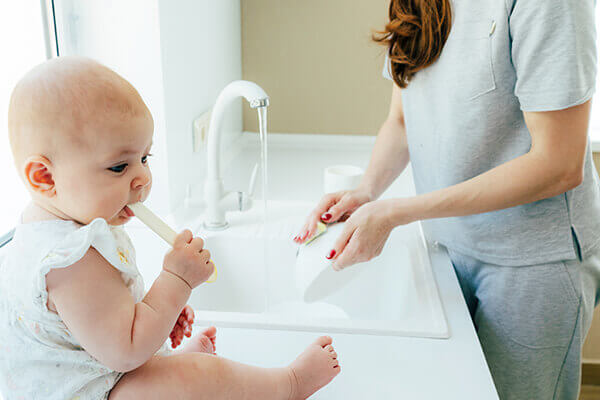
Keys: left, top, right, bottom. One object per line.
{"left": 203, "top": 80, "right": 269, "bottom": 230}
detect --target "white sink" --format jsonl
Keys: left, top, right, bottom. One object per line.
{"left": 187, "top": 201, "right": 449, "bottom": 339}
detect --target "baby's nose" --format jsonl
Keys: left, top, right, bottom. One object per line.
{"left": 132, "top": 169, "right": 151, "bottom": 190}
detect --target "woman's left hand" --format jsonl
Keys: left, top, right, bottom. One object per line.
{"left": 328, "top": 199, "right": 408, "bottom": 270}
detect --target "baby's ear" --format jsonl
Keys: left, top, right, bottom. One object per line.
{"left": 23, "top": 156, "right": 56, "bottom": 197}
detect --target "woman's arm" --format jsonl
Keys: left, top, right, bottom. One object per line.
{"left": 391, "top": 100, "right": 591, "bottom": 225}
{"left": 328, "top": 100, "right": 591, "bottom": 269}
{"left": 358, "top": 84, "right": 411, "bottom": 200}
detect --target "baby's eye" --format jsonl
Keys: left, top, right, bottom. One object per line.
{"left": 141, "top": 153, "right": 153, "bottom": 164}
{"left": 108, "top": 163, "right": 128, "bottom": 173}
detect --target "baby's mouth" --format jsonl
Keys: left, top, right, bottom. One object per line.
{"left": 123, "top": 205, "right": 135, "bottom": 217}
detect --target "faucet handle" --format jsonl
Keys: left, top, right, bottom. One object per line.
{"left": 237, "top": 191, "right": 253, "bottom": 211}
{"left": 220, "top": 190, "right": 252, "bottom": 212}
{"left": 248, "top": 163, "right": 259, "bottom": 197}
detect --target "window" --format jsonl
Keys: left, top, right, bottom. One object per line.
{"left": 0, "top": 3, "right": 46, "bottom": 235}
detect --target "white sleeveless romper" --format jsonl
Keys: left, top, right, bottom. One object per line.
{"left": 0, "top": 218, "right": 169, "bottom": 399}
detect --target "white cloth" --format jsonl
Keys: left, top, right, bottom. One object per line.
{"left": 0, "top": 218, "right": 168, "bottom": 400}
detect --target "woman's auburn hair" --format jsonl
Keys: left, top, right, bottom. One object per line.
{"left": 373, "top": 0, "right": 452, "bottom": 88}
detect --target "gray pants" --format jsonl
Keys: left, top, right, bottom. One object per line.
{"left": 448, "top": 246, "right": 600, "bottom": 400}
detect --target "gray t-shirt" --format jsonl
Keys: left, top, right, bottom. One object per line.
{"left": 384, "top": 0, "right": 600, "bottom": 265}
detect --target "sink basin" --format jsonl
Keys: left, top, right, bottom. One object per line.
{"left": 187, "top": 202, "right": 449, "bottom": 338}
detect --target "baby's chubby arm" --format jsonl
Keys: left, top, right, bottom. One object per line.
{"left": 46, "top": 229, "right": 214, "bottom": 372}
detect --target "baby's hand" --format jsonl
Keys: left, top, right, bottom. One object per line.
{"left": 170, "top": 305, "right": 194, "bottom": 349}
{"left": 162, "top": 230, "right": 215, "bottom": 289}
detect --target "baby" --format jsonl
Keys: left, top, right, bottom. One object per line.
{"left": 0, "top": 56, "right": 340, "bottom": 399}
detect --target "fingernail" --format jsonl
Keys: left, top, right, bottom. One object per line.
{"left": 326, "top": 249, "right": 336, "bottom": 259}
{"left": 321, "top": 213, "right": 332, "bottom": 221}
{"left": 302, "top": 231, "right": 309, "bottom": 240}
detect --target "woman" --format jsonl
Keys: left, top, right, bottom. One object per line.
{"left": 294, "top": 0, "right": 600, "bottom": 398}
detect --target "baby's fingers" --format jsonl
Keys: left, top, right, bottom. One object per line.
{"left": 173, "top": 229, "right": 193, "bottom": 248}
{"left": 170, "top": 327, "right": 183, "bottom": 348}
{"left": 183, "top": 305, "right": 195, "bottom": 322}
{"left": 177, "top": 316, "right": 192, "bottom": 336}
{"left": 174, "top": 323, "right": 183, "bottom": 338}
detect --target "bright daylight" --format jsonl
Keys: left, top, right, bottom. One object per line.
{"left": 1, "top": 2, "right": 600, "bottom": 399}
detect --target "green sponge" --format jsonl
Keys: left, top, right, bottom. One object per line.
{"left": 304, "top": 221, "right": 328, "bottom": 245}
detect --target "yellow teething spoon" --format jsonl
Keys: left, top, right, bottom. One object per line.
{"left": 127, "top": 202, "right": 217, "bottom": 283}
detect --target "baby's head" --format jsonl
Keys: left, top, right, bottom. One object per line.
{"left": 8, "top": 56, "right": 153, "bottom": 226}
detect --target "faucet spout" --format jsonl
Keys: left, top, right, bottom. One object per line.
{"left": 207, "top": 80, "right": 269, "bottom": 181}
{"left": 204, "top": 80, "right": 269, "bottom": 230}
{"left": 249, "top": 97, "right": 270, "bottom": 109}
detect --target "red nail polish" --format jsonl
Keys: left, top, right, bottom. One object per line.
{"left": 302, "top": 231, "right": 309, "bottom": 240}
{"left": 326, "top": 249, "right": 336, "bottom": 259}
{"left": 322, "top": 213, "right": 332, "bottom": 221}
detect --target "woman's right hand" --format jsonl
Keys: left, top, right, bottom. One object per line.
{"left": 294, "top": 189, "right": 373, "bottom": 244}
{"left": 162, "top": 230, "right": 214, "bottom": 289}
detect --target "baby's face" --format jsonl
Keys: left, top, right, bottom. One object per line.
{"left": 53, "top": 111, "right": 154, "bottom": 226}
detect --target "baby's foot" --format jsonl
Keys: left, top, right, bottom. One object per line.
{"left": 287, "top": 336, "right": 340, "bottom": 400}
{"left": 179, "top": 326, "right": 217, "bottom": 355}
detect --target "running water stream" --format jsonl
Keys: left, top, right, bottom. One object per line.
{"left": 257, "top": 106, "right": 269, "bottom": 310}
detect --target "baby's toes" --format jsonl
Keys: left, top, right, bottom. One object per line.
{"left": 202, "top": 326, "right": 217, "bottom": 339}
{"left": 314, "top": 336, "right": 333, "bottom": 348}
{"left": 194, "top": 334, "right": 215, "bottom": 354}
{"left": 324, "top": 344, "right": 337, "bottom": 357}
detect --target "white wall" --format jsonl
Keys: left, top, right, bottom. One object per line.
{"left": 54, "top": 0, "right": 243, "bottom": 214}
{"left": 157, "top": 0, "right": 243, "bottom": 210}
{"left": 54, "top": 0, "right": 171, "bottom": 214}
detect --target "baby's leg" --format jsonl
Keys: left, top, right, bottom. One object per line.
{"left": 108, "top": 336, "right": 340, "bottom": 400}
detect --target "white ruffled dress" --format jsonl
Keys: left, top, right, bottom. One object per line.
{"left": 0, "top": 218, "right": 168, "bottom": 400}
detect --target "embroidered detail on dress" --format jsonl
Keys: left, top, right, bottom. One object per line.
{"left": 117, "top": 247, "right": 129, "bottom": 265}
